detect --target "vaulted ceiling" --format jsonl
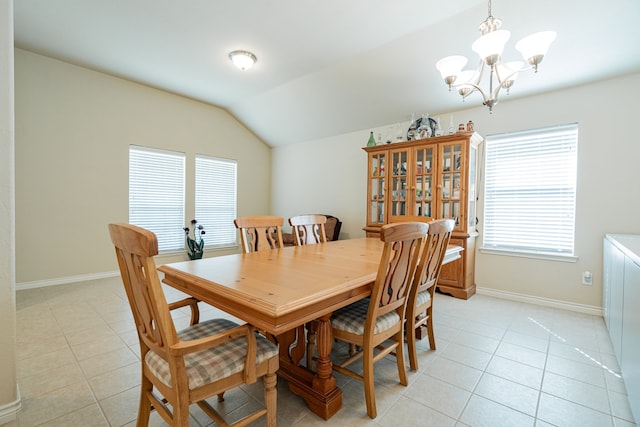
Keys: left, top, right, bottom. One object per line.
{"left": 13, "top": 0, "right": 640, "bottom": 147}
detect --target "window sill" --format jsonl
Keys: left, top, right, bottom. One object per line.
{"left": 157, "top": 244, "right": 240, "bottom": 259}
{"left": 157, "top": 250, "right": 185, "bottom": 258}
{"left": 479, "top": 247, "right": 578, "bottom": 263}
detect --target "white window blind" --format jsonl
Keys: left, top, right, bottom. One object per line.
{"left": 195, "top": 155, "right": 237, "bottom": 248}
{"left": 129, "top": 146, "right": 185, "bottom": 252}
{"left": 482, "top": 123, "right": 578, "bottom": 256}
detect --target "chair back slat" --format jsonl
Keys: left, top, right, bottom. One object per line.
{"left": 109, "top": 223, "right": 176, "bottom": 357}
{"left": 413, "top": 219, "right": 455, "bottom": 294}
{"left": 369, "top": 222, "right": 428, "bottom": 321}
{"left": 234, "top": 216, "right": 284, "bottom": 253}
{"left": 289, "top": 214, "right": 327, "bottom": 246}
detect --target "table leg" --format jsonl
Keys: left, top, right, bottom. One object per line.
{"left": 312, "top": 314, "right": 336, "bottom": 392}
{"left": 276, "top": 313, "right": 342, "bottom": 419}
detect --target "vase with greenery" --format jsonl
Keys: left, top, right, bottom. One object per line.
{"left": 183, "top": 219, "right": 205, "bottom": 260}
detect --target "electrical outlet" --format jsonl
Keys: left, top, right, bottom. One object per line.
{"left": 582, "top": 271, "right": 593, "bottom": 285}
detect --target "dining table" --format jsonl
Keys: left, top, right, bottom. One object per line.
{"left": 158, "top": 237, "right": 463, "bottom": 420}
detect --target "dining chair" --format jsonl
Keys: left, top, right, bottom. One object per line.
{"left": 234, "top": 216, "right": 284, "bottom": 253}
{"left": 330, "top": 221, "right": 428, "bottom": 418}
{"left": 405, "top": 218, "right": 454, "bottom": 371}
{"left": 108, "top": 223, "right": 279, "bottom": 427}
{"left": 388, "top": 215, "right": 435, "bottom": 344}
{"left": 288, "top": 214, "right": 328, "bottom": 369}
{"left": 288, "top": 214, "right": 327, "bottom": 246}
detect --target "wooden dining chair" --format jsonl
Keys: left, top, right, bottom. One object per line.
{"left": 108, "top": 223, "right": 279, "bottom": 427}
{"left": 287, "top": 214, "right": 328, "bottom": 369}
{"left": 234, "top": 216, "right": 284, "bottom": 253}
{"left": 330, "top": 221, "right": 428, "bottom": 418}
{"left": 288, "top": 214, "right": 327, "bottom": 246}
{"left": 406, "top": 218, "right": 454, "bottom": 371}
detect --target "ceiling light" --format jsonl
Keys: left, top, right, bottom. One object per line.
{"left": 229, "top": 50, "right": 257, "bottom": 71}
{"left": 436, "top": 0, "right": 556, "bottom": 112}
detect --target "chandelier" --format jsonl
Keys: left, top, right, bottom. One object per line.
{"left": 435, "top": 0, "right": 556, "bottom": 112}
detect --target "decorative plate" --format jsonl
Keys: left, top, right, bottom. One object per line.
{"left": 408, "top": 117, "right": 437, "bottom": 140}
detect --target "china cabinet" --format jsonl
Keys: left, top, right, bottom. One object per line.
{"left": 363, "top": 132, "right": 482, "bottom": 299}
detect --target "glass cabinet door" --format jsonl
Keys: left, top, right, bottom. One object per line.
{"left": 390, "top": 150, "right": 408, "bottom": 216}
{"left": 439, "top": 143, "right": 462, "bottom": 228}
{"left": 414, "top": 146, "right": 434, "bottom": 218}
{"left": 369, "top": 152, "right": 386, "bottom": 224}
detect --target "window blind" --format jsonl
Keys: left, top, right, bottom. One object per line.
{"left": 482, "top": 123, "right": 578, "bottom": 256}
{"left": 195, "top": 155, "right": 237, "bottom": 248}
{"left": 129, "top": 146, "right": 185, "bottom": 252}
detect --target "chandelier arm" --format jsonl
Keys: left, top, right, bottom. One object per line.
{"left": 491, "top": 79, "right": 505, "bottom": 102}
{"left": 476, "top": 59, "right": 486, "bottom": 82}
{"left": 491, "top": 63, "right": 536, "bottom": 101}
{"left": 453, "top": 81, "right": 490, "bottom": 103}
{"left": 496, "top": 64, "right": 535, "bottom": 84}
{"left": 463, "top": 59, "right": 486, "bottom": 99}
{"left": 494, "top": 64, "right": 504, "bottom": 86}
{"left": 450, "top": 59, "right": 487, "bottom": 101}
{"left": 472, "top": 83, "right": 491, "bottom": 103}
{"left": 514, "top": 64, "right": 535, "bottom": 74}
{"left": 488, "top": 66, "right": 496, "bottom": 101}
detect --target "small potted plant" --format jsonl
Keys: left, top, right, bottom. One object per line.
{"left": 183, "top": 219, "right": 205, "bottom": 260}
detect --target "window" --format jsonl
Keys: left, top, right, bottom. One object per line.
{"left": 195, "top": 155, "right": 237, "bottom": 248}
{"left": 482, "top": 124, "right": 578, "bottom": 258}
{"left": 129, "top": 146, "right": 185, "bottom": 252}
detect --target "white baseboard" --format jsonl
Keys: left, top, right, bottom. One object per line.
{"left": 476, "top": 287, "right": 602, "bottom": 317}
{"left": 0, "top": 386, "right": 21, "bottom": 425}
{"left": 16, "top": 271, "right": 119, "bottom": 291}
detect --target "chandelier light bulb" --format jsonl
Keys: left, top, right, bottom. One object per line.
{"left": 456, "top": 70, "right": 480, "bottom": 97}
{"left": 472, "top": 30, "right": 510, "bottom": 66}
{"left": 435, "top": 56, "right": 468, "bottom": 87}
{"left": 516, "top": 31, "right": 557, "bottom": 70}
{"left": 497, "top": 61, "right": 523, "bottom": 92}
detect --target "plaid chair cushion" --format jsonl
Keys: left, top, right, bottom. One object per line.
{"left": 415, "top": 290, "right": 431, "bottom": 307}
{"left": 331, "top": 298, "right": 401, "bottom": 335}
{"left": 145, "top": 318, "right": 279, "bottom": 389}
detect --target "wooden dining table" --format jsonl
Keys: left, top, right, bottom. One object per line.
{"left": 158, "top": 237, "right": 463, "bottom": 420}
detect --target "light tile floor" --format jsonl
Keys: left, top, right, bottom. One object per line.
{"left": 14, "top": 277, "right": 637, "bottom": 427}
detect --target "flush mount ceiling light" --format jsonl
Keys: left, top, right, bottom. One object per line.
{"left": 229, "top": 50, "right": 257, "bottom": 71}
{"left": 436, "top": 0, "right": 556, "bottom": 112}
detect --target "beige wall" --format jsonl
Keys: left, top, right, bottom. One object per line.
{"left": 14, "top": 49, "right": 272, "bottom": 284}
{"left": 272, "top": 72, "right": 640, "bottom": 310}
{"left": 1, "top": 0, "right": 18, "bottom": 424}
